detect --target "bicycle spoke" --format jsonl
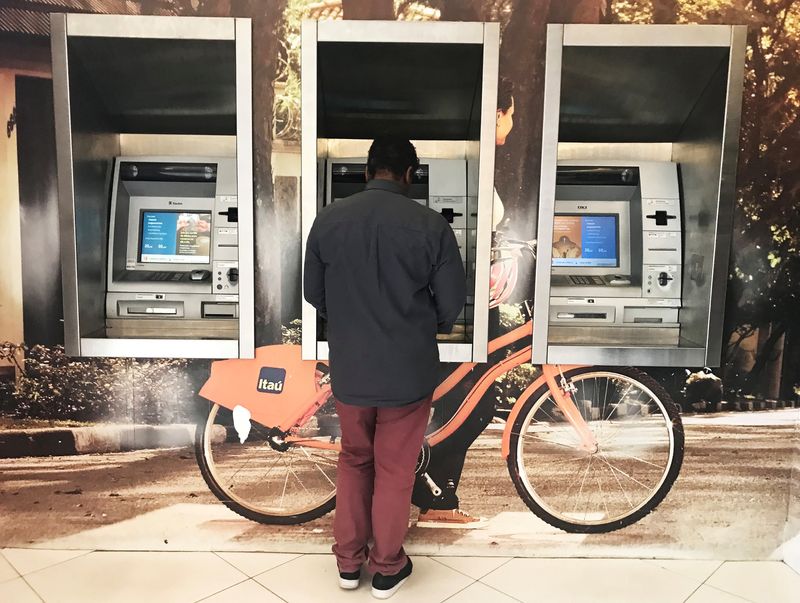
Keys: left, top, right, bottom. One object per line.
{"left": 278, "top": 458, "right": 291, "bottom": 510}
{"left": 597, "top": 453, "right": 653, "bottom": 490}
{"left": 300, "top": 446, "right": 336, "bottom": 487}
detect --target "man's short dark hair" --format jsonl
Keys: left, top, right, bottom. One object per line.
{"left": 498, "top": 76, "right": 514, "bottom": 113}
{"left": 367, "top": 137, "right": 420, "bottom": 179}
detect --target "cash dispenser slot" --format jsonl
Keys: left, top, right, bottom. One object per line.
{"left": 119, "top": 300, "right": 184, "bottom": 317}
{"left": 202, "top": 302, "right": 238, "bottom": 318}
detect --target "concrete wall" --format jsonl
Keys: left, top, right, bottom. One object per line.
{"left": 0, "top": 71, "right": 24, "bottom": 360}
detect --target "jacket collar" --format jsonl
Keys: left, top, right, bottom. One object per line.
{"left": 365, "top": 178, "right": 409, "bottom": 197}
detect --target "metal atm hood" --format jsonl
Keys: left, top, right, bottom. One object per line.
{"left": 559, "top": 45, "right": 730, "bottom": 142}
{"left": 316, "top": 41, "right": 484, "bottom": 140}
{"left": 67, "top": 36, "right": 237, "bottom": 135}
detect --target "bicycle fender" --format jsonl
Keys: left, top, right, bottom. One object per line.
{"left": 501, "top": 373, "right": 549, "bottom": 458}
{"left": 501, "top": 365, "right": 583, "bottom": 458}
{"left": 199, "top": 344, "right": 321, "bottom": 431}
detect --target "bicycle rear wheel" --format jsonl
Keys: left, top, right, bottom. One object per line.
{"left": 507, "top": 367, "right": 683, "bottom": 533}
{"left": 195, "top": 403, "right": 340, "bottom": 524}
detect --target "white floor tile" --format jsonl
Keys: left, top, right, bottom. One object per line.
{"left": 643, "top": 559, "right": 724, "bottom": 583}
{"left": 197, "top": 579, "right": 284, "bottom": 602}
{"left": 705, "top": 561, "right": 800, "bottom": 603}
{"left": 2, "top": 548, "right": 91, "bottom": 576}
{"left": 481, "top": 558, "right": 701, "bottom": 603}
{"left": 256, "top": 554, "right": 473, "bottom": 603}
{"left": 23, "top": 551, "right": 247, "bottom": 603}
{"left": 0, "top": 552, "right": 19, "bottom": 583}
{"left": 444, "top": 581, "right": 519, "bottom": 602}
{"left": 685, "top": 585, "right": 752, "bottom": 602}
{"left": 0, "top": 577, "right": 42, "bottom": 602}
{"left": 433, "top": 556, "right": 512, "bottom": 579}
{"left": 215, "top": 552, "right": 300, "bottom": 577}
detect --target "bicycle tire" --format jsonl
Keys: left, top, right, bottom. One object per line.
{"left": 507, "top": 366, "right": 684, "bottom": 534}
{"left": 195, "top": 403, "right": 337, "bottom": 525}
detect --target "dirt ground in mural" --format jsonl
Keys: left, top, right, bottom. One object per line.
{"left": 1, "top": 410, "right": 797, "bottom": 559}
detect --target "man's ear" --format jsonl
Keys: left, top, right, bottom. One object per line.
{"left": 364, "top": 166, "right": 370, "bottom": 182}
{"left": 404, "top": 166, "right": 414, "bottom": 184}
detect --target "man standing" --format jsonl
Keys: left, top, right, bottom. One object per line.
{"left": 304, "top": 137, "right": 466, "bottom": 599}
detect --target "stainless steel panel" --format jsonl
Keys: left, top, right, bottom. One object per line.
{"left": 67, "top": 27, "right": 121, "bottom": 343}
{"left": 559, "top": 45, "right": 730, "bottom": 142}
{"left": 549, "top": 326, "right": 680, "bottom": 346}
{"left": 317, "top": 20, "right": 483, "bottom": 44}
{"left": 66, "top": 13, "right": 235, "bottom": 40}
{"left": 80, "top": 338, "right": 239, "bottom": 359}
{"left": 563, "top": 24, "right": 732, "bottom": 47}
{"left": 704, "top": 26, "right": 747, "bottom": 365}
{"left": 315, "top": 342, "right": 473, "bottom": 363}
{"left": 64, "top": 35, "right": 237, "bottom": 135}
{"left": 301, "top": 20, "right": 319, "bottom": 360}
{"left": 106, "top": 318, "right": 237, "bottom": 338}
{"left": 671, "top": 54, "right": 730, "bottom": 353}
{"left": 546, "top": 345, "right": 706, "bottom": 367}
{"left": 51, "top": 14, "right": 80, "bottom": 355}
{"left": 531, "top": 25, "right": 564, "bottom": 364}
{"left": 471, "top": 22, "right": 500, "bottom": 362}
{"left": 558, "top": 143, "right": 673, "bottom": 162}
{"left": 316, "top": 41, "right": 484, "bottom": 141}
{"left": 235, "top": 18, "right": 255, "bottom": 359}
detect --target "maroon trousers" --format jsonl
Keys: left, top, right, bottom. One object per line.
{"left": 333, "top": 396, "right": 432, "bottom": 575}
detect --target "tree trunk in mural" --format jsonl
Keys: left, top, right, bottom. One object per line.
{"left": 232, "top": 0, "right": 288, "bottom": 345}
{"left": 438, "top": 0, "right": 486, "bottom": 21}
{"left": 652, "top": 0, "right": 679, "bottom": 24}
{"left": 548, "top": 0, "right": 606, "bottom": 23}
{"left": 342, "top": 0, "right": 395, "bottom": 19}
{"left": 493, "top": 0, "right": 549, "bottom": 234}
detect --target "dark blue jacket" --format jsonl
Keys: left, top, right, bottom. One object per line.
{"left": 304, "top": 178, "right": 466, "bottom": 406}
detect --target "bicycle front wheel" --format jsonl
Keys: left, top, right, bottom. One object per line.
{"left": 507, "top": 367, "right": 683, "bottom": 533}
{"left": 195, "top": 403, "right": 340, "bottom": 525}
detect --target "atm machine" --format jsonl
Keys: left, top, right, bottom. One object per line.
{"left": 533, "top": 24, "right": 747, "bottom": 367}
{"left": 105, "top": 157, "right": 241, "bottom": 339}
{"left": 301, "top": 20, "right": 499, "bottom": 362}
{"left": 50, "top": 13, "right": 254, "bottom": 358}
{"left": 548, "top": 161, "right": 683, "bottom": 345}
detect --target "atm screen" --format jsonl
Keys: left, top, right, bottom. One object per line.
{"left": 551, "top": 214, "right": 619, "bottom": 268}
{"left": 139, "top": 210, "right": 212, "bottom": 264}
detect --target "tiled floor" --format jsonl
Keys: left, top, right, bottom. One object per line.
{"left": 0, "top": 549, "right": 798, "bottom": 603}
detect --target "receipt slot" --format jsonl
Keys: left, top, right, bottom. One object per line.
{"left": 532, "top": 24, "right": 747, "bottom": 367}
{"left": 300, "top": 21, "right": 499, "bottom": 362}
{"left": 51, "top": 14, "right": 254, "bottom": 358}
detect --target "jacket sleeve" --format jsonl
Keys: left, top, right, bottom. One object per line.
{"left": 303, "top": 220, "right": 327, "bottom": 319}
{"left": 429, "top": 223, "right": 467, "bottom": 334}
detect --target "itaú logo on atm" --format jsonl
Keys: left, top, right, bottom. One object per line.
{"left": 257, "top": 367, "right": 286, "bottom": 394}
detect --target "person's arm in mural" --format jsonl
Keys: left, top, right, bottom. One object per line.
{"left": 430, "top": 223, "right": 466, "bottom": 334}
{"left": 303, "top": 221, "right": 327, "bottom": 319}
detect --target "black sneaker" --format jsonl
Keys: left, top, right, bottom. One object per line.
{"left": 339, "top": 568, "right": 361, "bottom": 590}
{"left": 371, "top": 558, "right": 413, "bottom": 599}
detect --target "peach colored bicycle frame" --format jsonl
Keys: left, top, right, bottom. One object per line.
{"left": 287, "top": 321, "right": 598, "bottom": 458}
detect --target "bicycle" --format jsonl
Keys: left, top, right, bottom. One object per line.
{"left": 195, "top": 239, "right": 684, "bottom": 534}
